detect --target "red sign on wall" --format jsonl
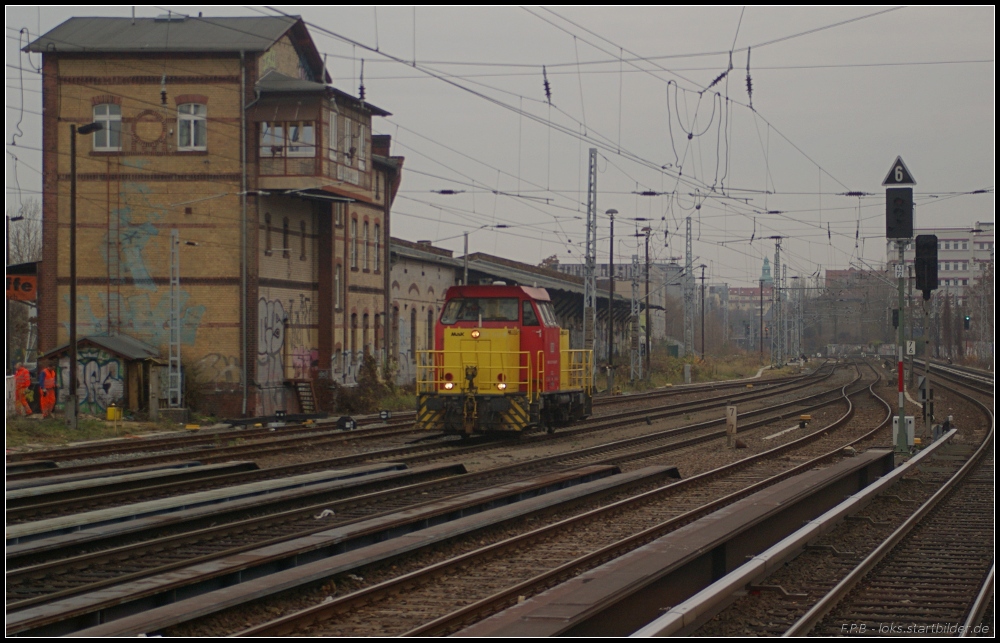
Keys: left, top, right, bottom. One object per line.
{"left": 6, "top": 275, "right": 36, "bottom": 301}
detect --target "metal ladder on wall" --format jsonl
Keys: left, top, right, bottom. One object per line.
{"left": 295, "top": 381, "right": 315, "bottom": 413}
{"left": 168, "top": 229, "right": 182, "bottom": 407}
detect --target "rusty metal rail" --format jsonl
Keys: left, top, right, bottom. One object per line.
{"left": 783, "top": 374, "right": 994, "bottom": 636}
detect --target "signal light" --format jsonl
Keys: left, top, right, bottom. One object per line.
{"left": 964, "top": 315, "right": 971, "bottom": 330}
{"left": 886, "top": 188, "right": 913, "bottom": 239}
{"left": 914, "top": 234, "right": 938, "bottom": 299}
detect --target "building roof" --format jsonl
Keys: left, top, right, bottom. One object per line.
{"left": 256, "top": 70, "right": 327, "bottom": 93}
{"left": 42, "top": 334, "right": 161, "bottom": 361}
{"left": 254, "top": 71, "right": 392, "bottom": 117}
{"left": 391, "top": 238, "right": 461, "bottom": 266}
{"left": 26, "top": 15, "right": 299, "bottom": 54}
{"left": 464, "top": 252, "right": 638, "bottom": 307}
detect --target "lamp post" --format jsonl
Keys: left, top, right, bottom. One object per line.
{"left": 67, "top": 122, "right": 103, "bottom": 429}
{"left": 698, "top": 264, "right": 707, "bottom": 356}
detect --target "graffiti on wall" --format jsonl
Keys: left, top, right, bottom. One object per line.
{"left": 291, "top": 348, "right": 318, "bottom": 380}
{"left": 64, "top": 292, "right": 205, "bottom": 349}
{"left": 287, "top": 294, "right": 317, "bottom": 381}
{"left": 195, "top": 353, "right": 242, "bottom": 389}
{"left": 256, "top": 297, "right": 286, "bottom": 415}
{"left": 105, "top": 179, "right": 162, "bottom": 291}
{"left": 64, "top": 178, "right": 206, "bottom": 349}
{"left": 58, "top": 348, "right": 125, "bottom": 414}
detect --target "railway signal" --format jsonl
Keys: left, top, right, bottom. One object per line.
{"left": 883, "top": 156, "right": 916, "bottom": 455}
{"left": 914, "top": 234, "right": 938, "bottom": 299}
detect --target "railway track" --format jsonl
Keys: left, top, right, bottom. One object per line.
{"left": 32, "top": 362, "right": 884, "bottom": 636}
{"left": 672, "top": 362, "right": 995, "bottom": 638}
{"left": 216, "top": 363, "right": 887, "bottom": 637}
{"left": 5, "top": 365, "right": 820, "bottom": 482}
{"left": 4, "top": 365, "right": 850, "bottom": 614}
{"left": 5, "top": 365, "right": 838, "bottom": 525}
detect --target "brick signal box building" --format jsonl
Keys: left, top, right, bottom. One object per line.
{"left": 28, "top": 15, "right": 402, "bottom": 417}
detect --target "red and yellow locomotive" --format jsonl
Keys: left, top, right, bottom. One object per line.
{"left": 417, "top": 284, "right": 592, "bottom": 435}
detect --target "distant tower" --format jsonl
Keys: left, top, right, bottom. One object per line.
{"left": 760, "top": 257, "right": 774, "bottom": 285}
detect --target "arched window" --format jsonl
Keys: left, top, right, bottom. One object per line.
{"left": 351, "top": 218, "right": 358, "bottom": 269}
{"left": 282, "top": 217, "right": 290, "bottom": 258}
{"left": 350, "top": 313, "right": 358, "bottom": 361}
{"left": 374, "top": 313, "right": 382, "bottom": 356}
{"left": 363, "top": 221, "right": 370, "bottom": 270}
{"left": 427, "top": 308, "right": 434, "bottom": 350}
{"left": 264, "top": 213, "right": 272, "bottom": 255}
{"left": 391, "top": 306, "right": 400, "bottom": 359}
{"left": 410, "top": 308, "right": 417, "bottom": 362}
{"left": 335, "top": 264, "right": 342, "bottom": 310}
{"left": 374, "top": 223, "right": 381, "bottom": 270}
{"left": 363, "top": 313, "right": 370, "bottom": 356}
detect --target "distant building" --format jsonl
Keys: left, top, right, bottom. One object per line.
{"left": 886, "top": 221, "right": 994, "bottom": 304}
{"left": 389, "top": 239, "right": 461, "bottom": 385}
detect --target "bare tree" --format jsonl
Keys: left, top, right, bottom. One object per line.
{"left": 7, "top": 198, "right": 42, "bottom": 371}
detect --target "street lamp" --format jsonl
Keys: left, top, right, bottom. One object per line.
{"left": 68, "top": 121, "right": 103, "bottom": 429}
{"left": 697, "top": 264, "right": 707, "bottom": 356}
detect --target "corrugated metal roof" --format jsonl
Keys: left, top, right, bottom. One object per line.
{"left": 42, "top": 335, "right": 161, "bottom": 361}
{"left": 25, "top": 16, "right": 297, "bottom": 53}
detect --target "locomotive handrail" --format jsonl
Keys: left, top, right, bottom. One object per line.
{"left": 415, "top": 349, "right": 537, "bottom": 401}
{"left": 562, "top": 349, "right": 593, "bottom": 393}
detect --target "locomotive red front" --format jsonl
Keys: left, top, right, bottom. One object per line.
{"left": 416, "top": 284, "right": 592, "bottom": 435}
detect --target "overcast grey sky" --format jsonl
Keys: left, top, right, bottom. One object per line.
{"left": 6, "top": 6, "right": 995, "bottom": 287}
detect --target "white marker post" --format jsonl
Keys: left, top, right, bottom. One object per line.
{"left": 726, "top": 404, "right": 737, "bottom": 448}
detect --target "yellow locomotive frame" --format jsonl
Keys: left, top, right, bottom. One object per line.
{"left": 416, "top": 327, "right": 592, "bottom": 435}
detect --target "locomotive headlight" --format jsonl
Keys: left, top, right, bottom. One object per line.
{"left": 497, "top": 382, "right": 507, "bottom": 390}
{"left": 471, "top": 330, "right": 480, "bottom": 339}
{"left": 444, "top": 382, "right": 455, "bottom": 390}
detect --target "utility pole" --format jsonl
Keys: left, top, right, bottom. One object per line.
{"left": 583, "top": 149, "right": 597, "bottom": 367}
{"left": 759, "top": 278, "right": 764, "bottom": 358}
{"left": 683, "top": 217, "right": 694, "bottom": 357}
{"left": 770, "top": 237, "right": 783, "bottom": 366}
{"left": 606, "top": 209, "right": 617, "bottom": 392}
{"left": 644, "top": 226, "right": 651, "bottom": 374}
{"left": 630, "top": 254, "right": 641, "bottom": 381}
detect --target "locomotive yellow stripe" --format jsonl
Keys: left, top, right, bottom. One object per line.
{"left": 501, "top": 397, "right": 530, "bottom": 430}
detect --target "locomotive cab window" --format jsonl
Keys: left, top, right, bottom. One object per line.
{"left": 522, "top": 301, "right": 540, "bottom": 326}
{"left": 537, "top": 301, "right": 558, "bottom": 326}
{"left": 441, "top": 298, "right": 519, "bottom": 324}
